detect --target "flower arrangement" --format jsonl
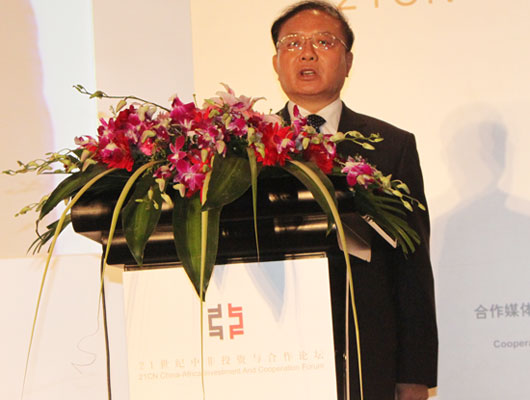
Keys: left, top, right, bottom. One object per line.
{"left": 5, "top": 84, "right": 425, "bottom": 400}
{"left": 5, "top": 84, "right": 424, "bottom": 297}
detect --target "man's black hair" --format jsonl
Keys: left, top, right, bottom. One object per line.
{"left": 271, "top": 1, "right": 354, "bottom": 51}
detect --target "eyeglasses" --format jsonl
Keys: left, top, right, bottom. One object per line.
{"left": 276, "top": 32, "right": 347, "bottom": 52}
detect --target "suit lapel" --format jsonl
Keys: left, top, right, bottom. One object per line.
{"left": 336, "top": 103, "right": 377, "bottom": 161}
{"left": 338, "top": 103, "right": 368, "bottom": 133}
{"left": 279, "top": 104, "right": 290, "bottom": 124}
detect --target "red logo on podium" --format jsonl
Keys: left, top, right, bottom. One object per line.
{"left": 207, "top": 303, "right": 244, "bottom": 340}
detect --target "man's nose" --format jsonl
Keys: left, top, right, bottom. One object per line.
{"left": 299, "top": 39, "right": 318, "bottom": 61}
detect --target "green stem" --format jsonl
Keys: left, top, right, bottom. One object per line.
{"left": 21, "top": 167, "right": 117, "bottom": 400}
{"left": 200, "top": 209, "right": 208, "bottom": 400}
{"left": 111, "top": 95, "right": 170, "bottom": 112}
{"left": 74, "top": 85, "right": 170, "bottom": 112}
{"left": 96, "top": 161, "right": 162, "bottom": 320}
{"left": 289, "top": 160, "right": 364, "bottom": 400}
{"left": 199, "top": 167, "right": 213, "bottom": 400}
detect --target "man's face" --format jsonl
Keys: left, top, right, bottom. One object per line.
{"left": 273, "top": 9, "right": 353, "bottom": 111}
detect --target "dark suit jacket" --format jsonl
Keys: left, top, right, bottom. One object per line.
{"left": 280, "top": 104, "right": 438, "bottom": 400}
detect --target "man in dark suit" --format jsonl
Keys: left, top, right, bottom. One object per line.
{"left": 271, "top": 2, "right": 438, "bottom": 399}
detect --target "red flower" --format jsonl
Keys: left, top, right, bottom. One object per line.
{"left": 99, "top": 131, "right": 134, "bottom": 171}
{"left": 256, "top": 123, "right": 294, "bottom": 166}
{"left": 304, "top": 143, "right": 334, "bottom": 174}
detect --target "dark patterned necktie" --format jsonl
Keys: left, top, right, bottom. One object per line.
{"left": 306, "top": 114, "right": 326, "bottom": 133}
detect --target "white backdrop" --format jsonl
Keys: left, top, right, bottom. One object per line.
{"left": 1, "top": 0, "right": 529, "bottom": 399}
{"left": 191, "top": 2, "right": 530, "bottom": 397}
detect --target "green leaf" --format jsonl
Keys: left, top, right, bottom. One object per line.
{"left": 353, "top": 188, "right": 421, "bottom": 254}
{"left": 122, "top": 175, "right": 163, "bottom": 266}
{"left": 173, "top": 193, "right": 221, "bottom": 298}
{"left": 100, "top": 161, "right": 161, "bottom": 272}
{"left": 247, "top": 148, "right": 260, "bottom": 261}
{"left": 29, "top": 215, "right": 72, "bottom": 254}
{"left": 282, "top": 161, "right": 337, "bottom": 235}
{"left": 39, "top": 163, "right": 108, "bottom": 220}
{"left": 201, "top": 155, "right": 252, "bottom": 210}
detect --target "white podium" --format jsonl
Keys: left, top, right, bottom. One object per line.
{"left": 119, "top": 257, "right": 337, "bottom": 400}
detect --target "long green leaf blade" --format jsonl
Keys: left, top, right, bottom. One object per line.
{"left": 122, "top": 175, "right": 163, "bottom": 266}
{"left": 173, "top": 193, "right": 221, "bottom": 298}
{"left": 247, "top": 148, "right": 260, "bottom": 261}
{"left": 201, "top": 155, "right": 252, "bottom": 210}
{"left": 282, "top": 160, "right": 337, "bottom": 234}
{"left": 39, "top": 163, "right": 108, "bottom": 220}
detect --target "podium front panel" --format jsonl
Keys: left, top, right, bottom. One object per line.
{"left": 122, "top": 256, "right": 337, "bottom": 400}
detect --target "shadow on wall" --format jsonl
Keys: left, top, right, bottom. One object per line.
{"left": 432, "top": 104, "right": 530, "bottom": 399}
{"left": 1, "top": 0, "right": 54, "bottom": 257}
{"left": 433, "top": 104, "right": 530, "bottom": 267}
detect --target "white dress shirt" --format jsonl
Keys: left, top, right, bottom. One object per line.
{"left": 287, "top": 98, "right": 343, "bottom": 135}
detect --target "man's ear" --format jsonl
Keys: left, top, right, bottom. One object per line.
{"left": 272, "top": 54, "right": 279, "bottom": 75}
{"left": 345, "top": 51, "right": 354, "bottom": 77}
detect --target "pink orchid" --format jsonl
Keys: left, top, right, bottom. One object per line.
{"left": 170, "top": 97, "right": 197, "bottom": 124}
{"left": 154, "top": 164, "right": 172, "bottom": 180}
{"left": 74, "top": 135, "right": 98, "bottom": 151}
{"left": 262, "top": 113, "right": 283, "bottom": 125}
{"left": 341, "top": 156, "right": 375, "bottom": 188}
{"left": 227, "top": 116, "right": 248, "bottom": 136}
{"left": 210, "top": 83, "right": 264, "bottom": 113}
{"left": 290, "top": 107, "right": 307, "bottom": 136}
{"left": 174, "top": 159, "right": 206, "bottom": 195}
{"left": 168, "top": 136, "right": 187, "bottom": 165}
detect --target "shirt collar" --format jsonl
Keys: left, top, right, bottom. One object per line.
{"left": 287, "top": 98, "right": 343, "bottom": 134}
